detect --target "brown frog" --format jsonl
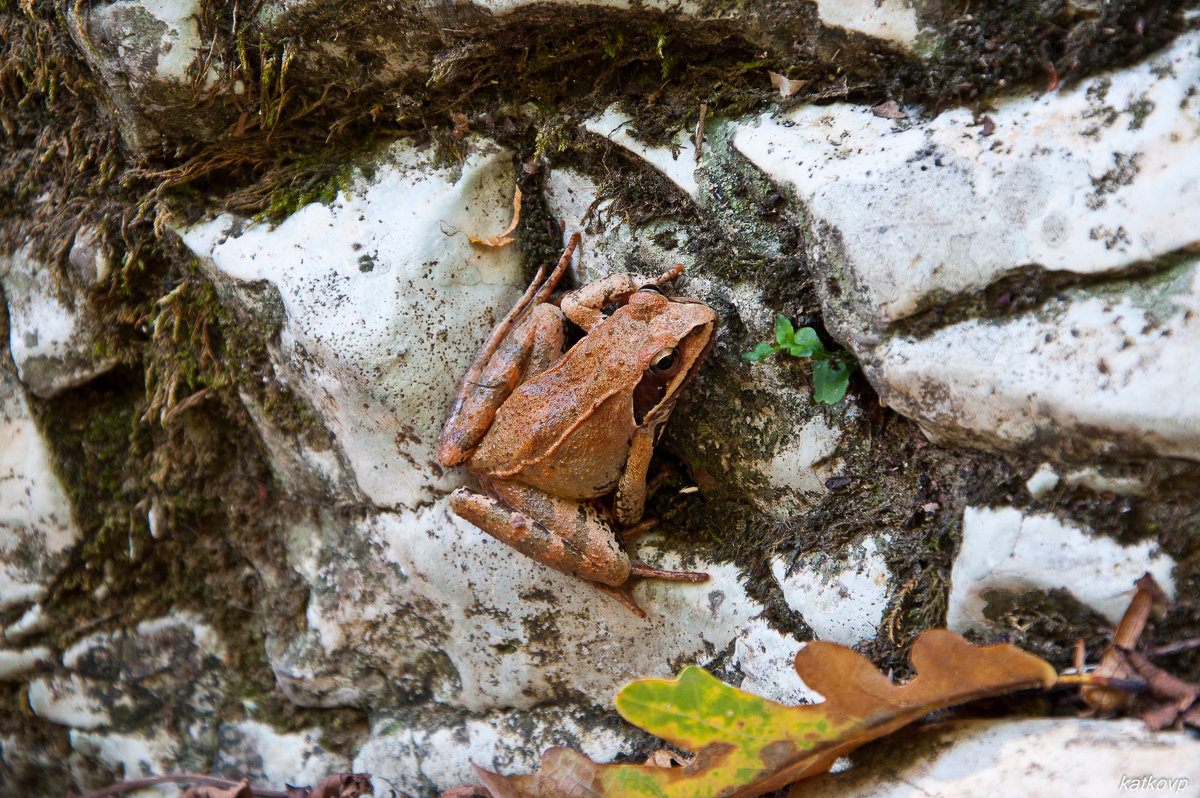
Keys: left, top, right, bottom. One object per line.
{"left": 438, "top": 233, "right": 717, "bottom": 616}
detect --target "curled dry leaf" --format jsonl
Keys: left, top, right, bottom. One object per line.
{"left": 871, "top": 101, "right": 907, "bottom": 120}
{"left": 451, "top": 111, "right": 471, "bottom": 139}
{"left": 469, "top": 186, "right": 522, "bottom": 247}
{"left": 768, "top": 71, "right": 808, "bottom": 98}
{"left": 645, "top": 750, "right": 692, "bottom": 768}
{"left": 296, "top": 773, "right": 375, "bottom": 798}
{"left": 456, "top": 630, "right": 1055, "bottom": 798}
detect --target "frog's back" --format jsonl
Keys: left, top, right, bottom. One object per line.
{"left": 467, "top": 343, "right": 638, "bottom": 499}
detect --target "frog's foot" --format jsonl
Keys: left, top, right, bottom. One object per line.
{"left": 619, "top": 518, "right": 658, "bottom": 542}
{"left": 629, "top": 561, "right": 709, "bottom": 582}
{"left": 590, "top": 582, "right": 649, "bottom": 619}
{"left": 592, "top": 562, "right": 708, "bottom": 619}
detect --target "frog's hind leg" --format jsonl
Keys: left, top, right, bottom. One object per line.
{"left": 448, "top": 481, "right": 631, "bottom": 588}
{"left": 448, "top": 479, "right": 708, "bottom": 617}
{"left": 438, "top": 302, "right": 568, "bottom": 466}
{"left": 438, "top": 234, "right": 579, "bottom": 467}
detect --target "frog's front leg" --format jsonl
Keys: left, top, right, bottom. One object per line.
{"left": 561, "top": 263, "right": 685, "bottom": 331}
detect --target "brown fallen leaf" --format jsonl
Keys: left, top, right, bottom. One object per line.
{"left": 768, "top": 71, "right": 808, "bottom": 98}
{"left": 452, "top": 630, "right": 1055, "bottom": 798}
{"left": 871, "top": 100, "right": 907, "bottom": 120}
{"left": 451, "top": 111, "right": 470, "bottom": 139}
{"left": 296, "top": 773, "right": 375, "bottom": 798}
{"left": 469, "top": 187, "right": 522, "bottom": 247}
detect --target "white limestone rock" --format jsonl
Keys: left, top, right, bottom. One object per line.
{"left": 543, "top": 166, "right": 697, "bottom": 281}
{"left": 68, "top": 226, "right": 115, "bottom": 287}
{"left": 760, "top": 416, "right": 845, "bottom": 515}
{"left": 1, "top": 247, "right": 118, "bottom": 398}
{"left": 27, "top": 674, "right": 114, "bottom": 730}
{"left": 735, "top": 30, "right": 1200, "bottom": 332}
{"left": 948, "top": 506, "right": 1176, "bottom": 634}
{"left": 214, "top": 721, "right": 351, "bottom": 790}
{"left": 66, "top": 0, "right": 225, "bottom": 148}
{"left": 808, "top": 718, "right": 1200, "bottom": 797}
{"left": 772, "top": 537, "right": 892, "bottom": 647}
{"left": 1063, "top": 466, "right": 1147, "bottom": 496}
{"left": 68, "top": 729, "right": 180, "bottom": 795}
{"left": 30, "top": 612, "right": 229, "bottom": 732}
{"left": 269, "top": 504, "right": 766, "bottom": 712}
{"left": 730, "top": 621, "right": 822, "bottom": 707}
{"left": 237, "top": 389, "right": 358, "bottom": 503}
{"left": 732, "top": 31, "right": 1200, "bottom": 463}
{"left": 0, "top": 647, "right": 51, "bottom": 681}
{"left": 874, "top": 256, "right": 1200, "bottom": 460}
{"left": 0, "top": 357, "right": 80, "bottom": 612}
{"left": 357, "top": 704, "right": 635, "bottom": 796}
{"left": 26, "top": 611, "right": 347, "bottom": 795}
{"left": 813, "top": 0, "right": 920, "bottom": 48}
{"left": 3, "top": 603, "right": 50, "bottom": 644}
{"left": 1025, "top": 463, "right": 1060, "bottom": 500}
{"left": 585, "top": 106, "right": 701, "bottom": 198}
{"left": 180, "top": 139, "right": 527, "bottom": 510}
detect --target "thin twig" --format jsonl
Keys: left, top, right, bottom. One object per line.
{"left": 1056, "top": 673, "right": 1147, "bottom": 693}
{"left": 1148, "top": 636, "right": 1200, "bottom": 658}
{"left": 73, "top": 774, "right": 287, "bottom": 798}
{"left": 694, "top": 102, "right": 707, "bottom": 163}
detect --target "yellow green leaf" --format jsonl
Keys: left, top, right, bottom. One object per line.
{"left": 462, "top": 630, "right": 1057, "bottom": 798}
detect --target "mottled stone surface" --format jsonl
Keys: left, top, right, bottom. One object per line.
{"left": 67, "top": 0, "right": 227, "bottom": 148}
{"left": 25, "top": 612, "right": 348, "bottom": 797}
{"left": 734, "top": 31, "right": 1200, "bottom": 463}
{"left": 736, "top": 30, "right": 1200, "bottom": 332}
{"left": 0, "top": 349, "right": 79, "bottom": 612}
{"left": 805, "top": 718, "right": 1200, "bottom": 798}
{"left": 1, "top": 248, "right": 117, "bottom": 398}
{"left": 948, "top": 506, "right": 1176, "bottom": 634}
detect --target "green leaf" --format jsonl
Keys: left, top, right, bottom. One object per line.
{"left": 813, "top": 359, "right": 851, "bottom": 404}
{"left": 742, "top": 342, "right": 778, "bottom": 362}
{"left": 786, "top": 327, "right": 822, "bottom": 359}
{"left": 774, "top": 315, "right": 796, "bottom": 347}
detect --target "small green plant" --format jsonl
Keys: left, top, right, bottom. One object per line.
{"left": 743, "top": 315, "right": 857, "bottom": 404}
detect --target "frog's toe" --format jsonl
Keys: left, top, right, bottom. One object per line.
{"left": 629, "top": 561, "right": 709, "bottom": 582}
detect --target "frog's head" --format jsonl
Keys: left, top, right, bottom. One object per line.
{"left": 621, "top": 287, "right": 717, "bottom": 425}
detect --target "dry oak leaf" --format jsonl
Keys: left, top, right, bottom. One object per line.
{"left": 469, "top": 186, "right": 522, "bottom": 247}
{"left": 463, "top": 630, "right": 1056, "bottom": 798}
{"left": 768, "top": 71, "right": 808, "bottom": 98}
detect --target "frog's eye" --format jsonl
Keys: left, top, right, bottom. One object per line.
{"left": 637, "top": 284, "right": 664, "bottom": 295}
{"left": 648, "top": 346, "right": 678, "bottom": 374}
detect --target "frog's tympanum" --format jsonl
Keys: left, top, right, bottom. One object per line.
{"left": 438, "top": 234, "right": 717, "bottom": 616}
